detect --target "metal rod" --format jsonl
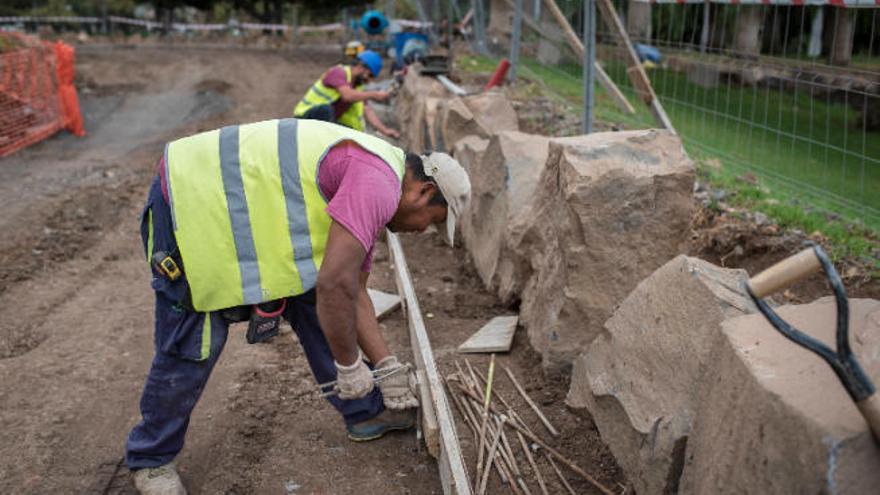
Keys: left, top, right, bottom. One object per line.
{"left": 473, "top": 0, "right": 488, "bottom": 53}
{"left": 544, "top": 451, "right": 577, "bottom": 495}
{"left": 517, "top": 433, "right": 549, "bottom": 495}
{"left": 582, "top": 0, "right": 596, "bottom": 134}
{"left": 502, "top": 366, "right": 559, "bottom": 437}
{"left": 700, "top": 0, "right": 710, "bottom": 53}
{"left": 509, "top": 0, "right": 524, "bottom": 81}
{"left": 479, "top": 417, "right": 506, "bottom": 495}
{"left": 475, "top": 354, "right": 497, "bottom": 491}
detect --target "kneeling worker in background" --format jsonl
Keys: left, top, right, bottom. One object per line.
{"left": 126, "top": 118, "right": 469, "bottom": 494}
{"left": 293, "top": 50, "right": 400, "bottom": 139}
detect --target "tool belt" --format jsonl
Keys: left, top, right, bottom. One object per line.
{"left": 152, "top": 247, "right": 285, "bottom": 343}
{"left": 220, "top": 299, "right": 286, "bottom": 344}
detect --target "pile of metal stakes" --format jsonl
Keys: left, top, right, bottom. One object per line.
{"left": 443, "top": 355, "right": 616, "bottom": 495}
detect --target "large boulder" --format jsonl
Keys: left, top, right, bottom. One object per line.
{"left": 395, "top": 66, "right": 447, "bottom": 153}
{"left": 451, "top": 135, "right": 489, "bottom": 172}
{"left": 460, "top": 131, "right": 551, "bottom": 304}
{"left": 680, "top": 297, "right": 880, "bottom": 494}
{"left": 511, "top": 129, "right": 694, "bottom": 372}
{"left": 435, "top": 92, "right": 518, "bottom": 153}
{"left": 566, "top": 255, "right": 756, "bottom": 494}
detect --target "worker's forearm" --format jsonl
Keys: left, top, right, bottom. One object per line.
{"left": 316, "top": 278, "right": 360, "bottom": 365}
{"left": 364, "top": 105, "right": 389, "bottom": 134}
{"left": 341, "top": 89, "right": 380, "bottom": 103}
{"left": 356, "top": 287, "right": 391, "bottom": 364}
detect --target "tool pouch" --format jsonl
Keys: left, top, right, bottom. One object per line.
{"left": 246, "top": 299, "right": 287, "bottom": 344}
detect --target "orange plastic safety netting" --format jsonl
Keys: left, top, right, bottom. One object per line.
{"left": 0, "top": 32, "right": 84, "bottom": 157}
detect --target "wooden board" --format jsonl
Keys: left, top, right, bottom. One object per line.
{"left": 458, "top": 316, "right": 518, "bottom": 353}
{"left": 367, "top": 288, "right": 402, "bottom": 320}
{"left": 387, "top": 231, "right": 473, "bottom": 495}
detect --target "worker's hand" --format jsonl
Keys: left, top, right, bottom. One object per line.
{"left": 372, "top": 90, "right": 392, "bottom": 102}
{"left": 376, "top": 356, "right": 419, "bottom": 410}
{"left": 335, "top": 351, "right": 375, "bottom": 400}
{"left": 380, "top": 128, "right": 400, "bottom": 139}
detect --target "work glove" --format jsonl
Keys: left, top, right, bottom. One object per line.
{"left": 334, "top": 351, "right": 375, "bottom": 400}
{"left": 376, "top": 355, "right": 419, "bottom": 410}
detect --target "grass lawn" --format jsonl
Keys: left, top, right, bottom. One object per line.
{"left": 456, "top": 53, "right": 879, "bottom": 265}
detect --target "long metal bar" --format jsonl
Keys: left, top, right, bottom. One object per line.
{"left": 387, "top": 231, "right": 473, "bottom": 494}
{"left": 509, "top": 0, "right": 524, "bottom": 81}
{"left": 582, "top": 0, "right": 596, "bottom": 133}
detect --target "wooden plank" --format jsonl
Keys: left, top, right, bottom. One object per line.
{"left": 458, "top": 316, "right": 518, "bottom": 353}
{"left": 518, "top": 0, "right": 635, "bottom": 115}
{"left": 367, "top": 288, "right": 401, "bottom": 320}
{"left": 387, "top": 231, "right": 473, "bottom": 495}
{"left": 595, "top": 0, "right": 677, "bottom": 133}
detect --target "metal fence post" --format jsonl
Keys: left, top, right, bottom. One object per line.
{"left": 700, "top": 0, "right": 710, "bottom": 52}
{"left": 509, "top": 0, "right": 524, "bottom": 80}
{"left": 291, "top": 3, "right": 298, "bottom": 44}
{"left": 582, "top": 0, "right": 596, "bottom": 134}
{"left": 101, "top": 0, "right": 108, "bottom": 35}
{"left": 447, "top": 0, "right": 454, "bottom": 49}
{"left": 473, "top": 0, "right": 488, "bottom": 54}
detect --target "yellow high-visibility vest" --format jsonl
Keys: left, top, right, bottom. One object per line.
{"left": 164, "top": 118, "right": 405, "bottom": 312}
{"left": 293, "top": 65, "right": 366, "bottom": 131}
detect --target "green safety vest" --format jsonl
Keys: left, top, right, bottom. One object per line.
{"left": 293, "top": 65, "right": 366, "bottom": 131}
{"left": 164, "top": 118, "right": 405, "bottom": 312}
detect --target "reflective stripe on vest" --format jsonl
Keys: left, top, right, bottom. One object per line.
{"left": 166, "top": 118, "right": 405, "bottom": 312}
{"left": 293, "top": 65, "right": 350, "bottom": 116}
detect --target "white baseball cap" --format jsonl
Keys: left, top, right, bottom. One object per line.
{"left": 421, "top": 152, "right": 471, "bottom": 246}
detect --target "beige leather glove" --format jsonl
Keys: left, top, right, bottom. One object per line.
{"left": 334, "top": 351, "right": 375, "bottom": 400}
{"left": 376, "top": 356, "right": 419, "bottom": 410}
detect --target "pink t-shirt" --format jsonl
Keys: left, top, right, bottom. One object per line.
{"left": 322, "top": 66, "right": 355, "bottom": 119}
{"left": 318, "top": 141, "right": 401, "bottom": 272}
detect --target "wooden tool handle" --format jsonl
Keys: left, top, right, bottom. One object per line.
{"left": 857, "top": 394, "right": 880, "bottom": 444}
{"left": 747, "top": 248, "right": 822, "bottom": 298}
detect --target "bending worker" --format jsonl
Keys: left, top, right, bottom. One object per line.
{"left": 125, "top": 118, "right": 470, "bottom": 495}
{"left": 293, "top": 50, "right": 400, "bottom": 139}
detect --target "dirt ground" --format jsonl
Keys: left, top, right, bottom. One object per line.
{"left": 0, "top": 42, "right": 623, "bottom": 494}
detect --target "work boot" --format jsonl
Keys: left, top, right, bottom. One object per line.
{"left": 347, "top": 408, "right": 416, "bottom": 442}
{"left": 132, "top": 461, "right": 187, "bottom": 495}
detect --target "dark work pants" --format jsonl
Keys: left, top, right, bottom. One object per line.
{"left": 298, "top": 104, "right": 336, "bottom": 123}
{"left": 125, "top": 176, "right": 384, "bottom": 470}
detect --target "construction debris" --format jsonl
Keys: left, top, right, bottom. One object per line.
{"left": 511, "top": 130, "right": 695, "bottom": 372}
{"left": 566, "top": 255, "right": 756, "bottom": 494}
{"left": 445, "top": 359, "right": 615, "bottom": 495}
{"left": 680, "top": 297, "right": 880, "bottom": 494}
{"left": 458, "top": 316, "right": 518, "bottom": 354}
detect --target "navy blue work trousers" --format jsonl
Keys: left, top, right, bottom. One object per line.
{"left": 125, "top": 176, "right": 383, "bottom": 470}
{"left": 298, "top": 104, "right": 336, "bottom": 123}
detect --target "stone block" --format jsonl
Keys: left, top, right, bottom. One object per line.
{"left": 436, "top": 92, "right": 518, "bottom": 153}
{"left": 680, "top": 297, "right": 880, "bottom": 494}
{"left": 461, "top": 131, "right": 550, "bottom": 304}
{"left": 566, "top": 255, "right": 756, "bottom": 494}
{"left": 395, "top": 65, "right": 447, "bottom": 153}
{"left": 511, "top": 129, "right": 694, "bottom": 372}
{"left": 451, "top": 135, "right": 490, "bottom": 173}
